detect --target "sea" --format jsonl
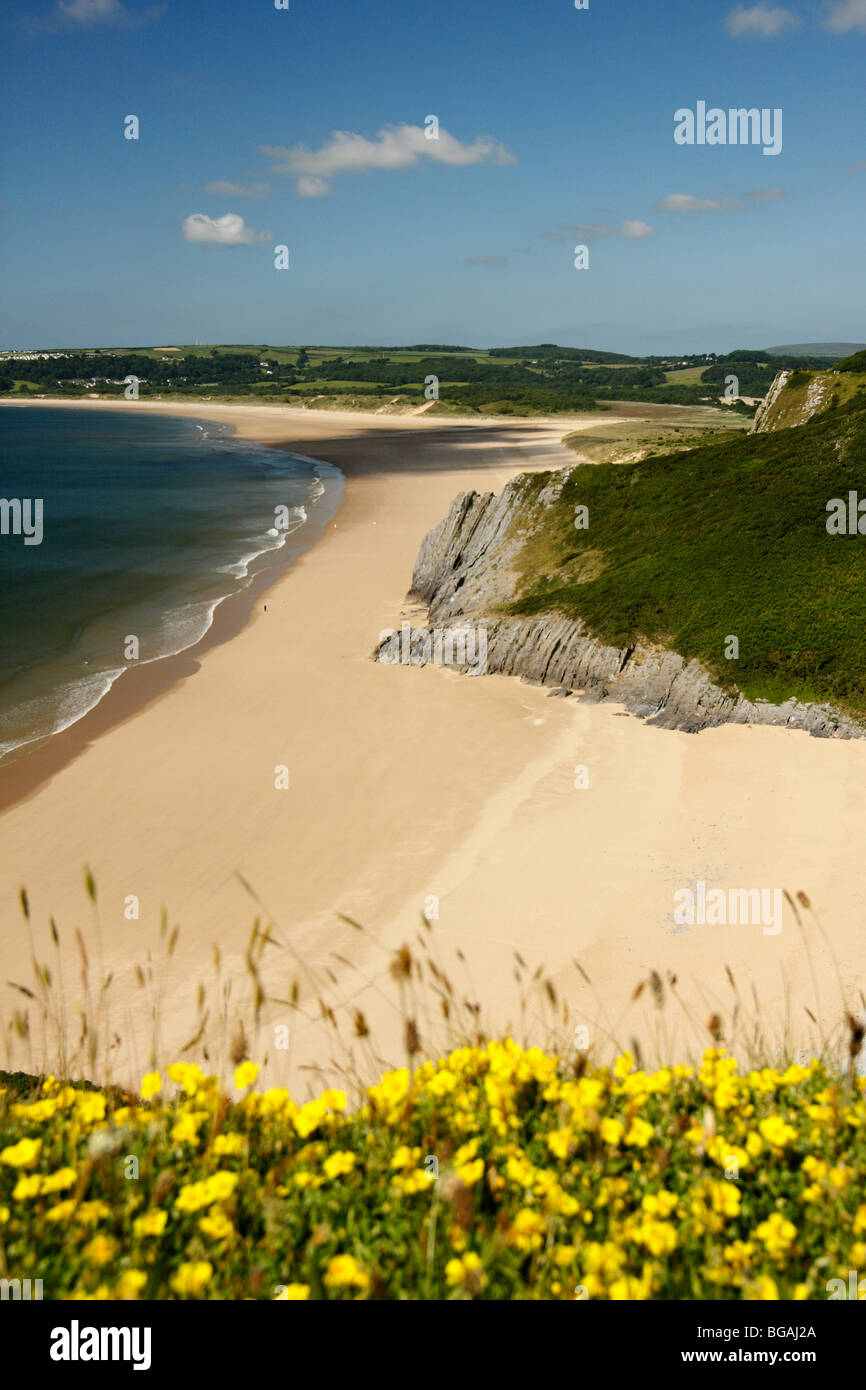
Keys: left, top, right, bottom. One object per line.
{"left": 0, "top": 407, "right": 343, "bottom": 765}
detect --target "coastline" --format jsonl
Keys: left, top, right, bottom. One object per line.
{"left": 2, "top": 398, "right": 866, "bottom": 1096}
{"left": 0, "top": 408, "right": 347, "bottom": 813}
{"left": 0, "top": 398, "right": 591, "bottom": 811}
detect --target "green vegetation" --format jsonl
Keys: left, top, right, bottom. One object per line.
{"left": 3, "top": 1032, "right": 866, "bottom": 1300}
{"left": 3, "top": 866, "right": 864, "bottom": 1300}
{"left": 0, "top": 343, "right": 832, "bottom": 416}
{"left": 562, "top": 408, "right": 749, "bottom": 466}
{"left": 508, "top": 394, "right": 866, "bottom": 717}
{"left": 836, "top": 349, "right": 866, "bottom": 373}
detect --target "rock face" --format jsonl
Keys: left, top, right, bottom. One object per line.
{"left": 751, "top": 370, "right": 791, "bottom": 432}
{"left": 372, "top": 473, "right": 865, "bottom": 740}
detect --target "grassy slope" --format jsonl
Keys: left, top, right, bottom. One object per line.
{"left": 507, "top": 395, "right": 866, "bottom": 716}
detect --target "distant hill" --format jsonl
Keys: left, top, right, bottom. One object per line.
{"left": 766, "top": 343, "right": 866, "bottom": 359}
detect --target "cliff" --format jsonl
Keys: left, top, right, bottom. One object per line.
{"left": 753, "top": 367, "right": 866, "bottom": 433}
{"left": 372, "top": 471, "right": 864, "bottom": 739}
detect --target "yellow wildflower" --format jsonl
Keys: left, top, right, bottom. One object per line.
{"left": 444, "top": 1251, "right": 486, "bottom": 1293}
{"left": 759, "top": 1115, "right": 797, "bottom": 1148}
{"left": 12, "top": 1098, "right": 58, "bottom": 1123}
{"left": 140, "top": 1072, "right": 161, "bottom": 1101}
{"left": 170, "top": 1111, "right": 210, "bottom": 1146}
{"left": 546, "top": 1129, "right": 572, "bottom": 1160}
{"left": 508, "top": 1208, "right": 546, "bottom": 1251}
{"left": 166, "top": 1063, "right": 205, "bottom": 1096}
{"left": 45, "top": 1200, "right": 77, "bottom": 1224}
{"left": 74, "top": 1093, "right": 106, "bottom": 1126}
{"left": 600, "top": 1118, "right": 625, "bottom": 1146}
{"left": 392, "top": 1169, "right": 432, "bottom": 1196}
{"left": 234, "top": 1061, "right": 260, "bottom": 1090}
{"left": 625, "top": 1117, "right": 654, "bottom": 1148}
{"left": 76, "top": 1201, "right": 111, "bottom": 1225}
{"left": 322, "top": 1151, "right": 357, "bottom": 1180}
{"left": 12, "top": 1174, "right": 42, "bottom": 1200}
{"left": 746, "top": 1275, "right": 779, "bottom": 1300}
{"left": 41, "top": 1167, "right": 77, "bottom": 1194}
{"left": 324, "top": 1255, "right": 369, "bottom": 1291}
{"left": 83, "top": 1235, "right": 118, "bottom": 1267}
{"left": 708, "top": 1181, "right": 741, "bottom": 1217}
{"left": 389, "top": 1145, "right": 420, "bottom": 1170}
{"left": 199, "top": 1208, "right": 234, "bottom": 1241}
{"left": 117, "top": 1271, "right": 147, "bottom": 1299}
{"left": 754, "top": 1212, "right": 797, "bottom": 1259}
{"left": 133, "top": 1210, "right": 168, "bottom": 1238}
{"left": 213, "top": 1133, "right": 246, "bottom": 1157}
{"left": 0, "top": 1137, "right": 41, "bottom": 1168}
{"left": 455, "top": 1158, "right": 484, "bottom": 1186}
{"left": 171, "top": 1261, "right": 213, "bottom": 1296}
{"left": 175, "top": 1172, "right": 238, "bottom": 1212}
{"left": 635, "top": 1219, "right": 678, "bottom": 1256}
{"left": 641, "top": 1191, "right": 678, "bottom": 1218}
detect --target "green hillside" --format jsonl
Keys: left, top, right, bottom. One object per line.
{"left": 506, "top": 394, "right": 866, "bottom": 718}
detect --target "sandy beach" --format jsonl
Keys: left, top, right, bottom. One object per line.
{"left": 2, "top": 399, "right": 865, "bottom": 1096}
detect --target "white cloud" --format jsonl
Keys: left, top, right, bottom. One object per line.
{"left": 619, "top": 219, "right": 654, "bottom": 239}
{"left": 567, "top": 220, "right": 653, "bottom": 241}
{"left": 465, "top": 255, "right": 507, "bottom": 266}
{"left": 656, "top": 193, "right": 740, "bottom": 212}
{"left": 725, "top": 3, "right": 801, "bottom": 36}
{"left": 58, "top": 0, "right": 127, "bottom": 20}
{"left": 181, "top": 213, "right": 271, "bottom": 245}
{"left": 203, "top": 181, "right": 270, "bottom": 198}
{"left": 24, "top": 0, "right": 162, "bottom": 30}
{"left": 824, "top": 0, "right": 866, "bottom": 31}
{"left": 656, "top": 189, "right": 785, "bottom": 212}
{"left": 571, "top": 223, "right": 616, "bottom": 241}
{"left": 295, "top": 176, "right": 331, "bottom": 199}
{"left": 744, "top": 186, "right": 786, "bottom": 200}
{"left": 261, "top": 123, "right": 515, "bottom": 196}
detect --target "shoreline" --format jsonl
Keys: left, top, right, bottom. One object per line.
{"left": 2, "top": 398, "right": 866, "bottom": 1095}
{"left": 0, "top": 407, "right": 347, "bottom": 814}
{"left": 0, "top": 398, "right": 539, "bottom": 814}
{"left": 0, "top": 398, "right": 639, "bottom": 813}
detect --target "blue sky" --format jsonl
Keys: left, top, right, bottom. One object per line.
{"left": 1, "top": 0, "right": 864, "bottom": 353}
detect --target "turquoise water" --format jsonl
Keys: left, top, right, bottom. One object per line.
{"left": 0, "top": 407, "right": 342, "bottom": 761}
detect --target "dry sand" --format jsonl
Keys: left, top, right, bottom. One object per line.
{"left": 1, "top": 399, "right": 865, "bottom": 1096}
